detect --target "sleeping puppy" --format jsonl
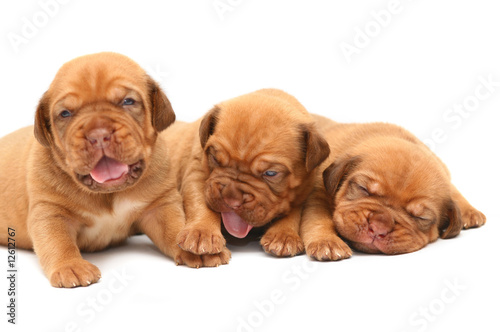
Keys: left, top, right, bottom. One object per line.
{"left": 301, "top": 116, "right": 486, "bottom": 258}
{"left": 0, "top": 52, "right": 208, "bottom": 288}
{"left": 167, "top": 89, "right": 329, "bottom": 258}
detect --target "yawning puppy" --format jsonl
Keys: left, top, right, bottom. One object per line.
{"left": 166, "top": 89, "right": 329, "bottom": 258}
{"left": 301, "top": 116, "right": 486, "bottom": 258}
{"left": 0, "top": 52, "right": 207, "bottom": 287}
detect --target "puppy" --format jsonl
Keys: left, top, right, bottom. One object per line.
{"left": 165, "top": 89, "right": 330, "bottom": 258}
{"left": 301, "top": 116, "right": 486, "bottom": 258}
{"left": 0, "top": 52, "right": 209, "bottom": 288}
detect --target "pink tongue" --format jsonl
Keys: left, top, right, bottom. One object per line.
{"left": 221, "top": 211, "right": 253, "bottom": 238}
{"left": 89, "top": 156, "right": 129, "bottom": 184}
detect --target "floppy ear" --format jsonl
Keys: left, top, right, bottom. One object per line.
{"left": 34, "top": 92, "right": 53, "bottom": 148}
{"left": 199, "top": 106, "right": 221, "bottom": 148}
{"left": 147, "top": 78, "right": 175, "bottom": 132}
{"left": 300, "top": 123, "right": 330, "bottom": 172}
{"left": 439, "top": 198, "right": 462, "bottom": 239}
{"left": 323, "top": 156, "right": 360, "bottom": 199}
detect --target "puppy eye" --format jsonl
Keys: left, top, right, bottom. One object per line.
{"left": 264, "top": 170, "right": 278, "bottom": 177}
{"left": 122, "top": 98, "right": 136, "bottom": 106}
{"left": 357, "top": 184, "right": 370, "bottom": 196}
{"left": 411, "top": 215, "right": 434, "bottom": 228}
{"left": 59, "top": 110, "right": 72, "bottom": 118}
{"left": 209, "top": 153, "right": 219, "bottom": 167}
{"left": 411, "top": 214, "right": 433, "bottom": 223}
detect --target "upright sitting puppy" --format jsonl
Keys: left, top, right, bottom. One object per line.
{"left": 165, "top": 89, "right": 329, "bottom": 258}
{"left": 301, "top": 116, "right": 486, "bottom": 258}
{"left": 0, "top": 52, "right": 205, "bottom": 288}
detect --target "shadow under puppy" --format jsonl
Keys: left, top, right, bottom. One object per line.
{"left": 301, "top": 116, "right": 486, "bottom": 258}
{"left": 164, "top": 89, "right": 330, "bottom": 259}
{"left": 0, "top": 52, "right": 206, "bottom": 288}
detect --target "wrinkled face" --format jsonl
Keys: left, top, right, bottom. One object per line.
{"left": 34, "top": 53, "right": 174, "bottom": 193}
{"left": 324, "top": 143, "right": 462, "bottom": 254}
{"left": 200, "top": 100, "right": 329, "bottom": 238}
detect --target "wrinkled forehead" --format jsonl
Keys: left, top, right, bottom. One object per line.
{"left": 213, "top": 130, "right": 303, "bottom": 171}
{"left": 352, "top": 154, "right": 449, "bottom": 203}
{"left": 217, "top": 114, "right": 304, "bottom": 161}
{"left": 48, "top": 55, "right": 147, "bottom": 106}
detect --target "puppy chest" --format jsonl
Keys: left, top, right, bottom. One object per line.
{"left": 77, "top": 199, "right": 147, "bottom": 250}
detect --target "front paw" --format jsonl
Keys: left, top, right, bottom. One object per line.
{"left": 306, "top": 236, "right": 352, "bottom": 261}
{"left": 176, "top": 225, "right": 226, "bottom": 255}
{"left": 462, "top": 207, "right": 486, "bottom": 229}
{"left": 174, "top": 247, "right": 231, "bottom": 268}
{"left": 201, "top": 247, "right": 231, "bottom": 267}
{"left": 49, "top": 259, "right": 101, "bottom": 288}
{"left": 261, "top": 229, "right": 304, "bottom": 257}
{"left": 174, "top": 249, "right": 203, "bottom": 268}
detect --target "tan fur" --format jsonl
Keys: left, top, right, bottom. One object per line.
{"left": 163, "top": 89, "right": 329, "bottom": 257}
{"left": 0, "top": 52, "right": 210, "bottom": 288}
{"left": 300, "top": 115, "right": 486, "bottom": 258}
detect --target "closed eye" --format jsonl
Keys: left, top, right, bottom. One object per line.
{"left": 411, "top": 215, "right": 435, "bottom": 229}
{"left": 412, "top": 215, "right": 432, "bottom": 223}
{"left": 357, "top": 184, "right": 370, "bottom": 196}
{"left": 208, "top": 153, "right": 219, "bottom": 167}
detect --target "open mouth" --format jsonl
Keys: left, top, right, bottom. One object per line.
{"left": 220, "top": 211, "right": 285, "bottom": 239}
{"left": 77, "top": 156, "right": 144, "bottom": 189}
{"left": 221, "top": 211, "right": 254, "bottom": 238}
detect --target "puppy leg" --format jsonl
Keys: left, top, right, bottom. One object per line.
{"left": 450, "top": 184, "right": 486, "bottom": 229}
{"left": 260, "top": 206, "right": 304, "bottom": 257}
{"left": 28, "top": 205, "right": 101, "bottom": 288}
{"left": 138, "top": 191, "right": 230, "bottom": 267}
{"left": 300, "top": 186, "right": 352, "bottom": 261}
{"left": 176, "top": 170, "right": 226, "bottom": 255}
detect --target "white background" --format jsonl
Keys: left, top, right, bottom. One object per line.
{"left": 1, "top": 1, "right": 499, "bottom": 331}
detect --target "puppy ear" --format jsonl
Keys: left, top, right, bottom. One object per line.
{"left": 439, "top": 199, "right": 462, "bottom": 239}
{"left": 199, "top": 106, "right": 220, "bottom": 148}
{"left": 301, "top": 123, "right": 330, "bottom": 172}
{"left": 323, "top": 156, "right": 360, "bottom": 199}
{"left": 34, "top": 92, "right": 52, "bottom": 147}
{"left": 147, "top": 78, "right": 175, "bottom": 132}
